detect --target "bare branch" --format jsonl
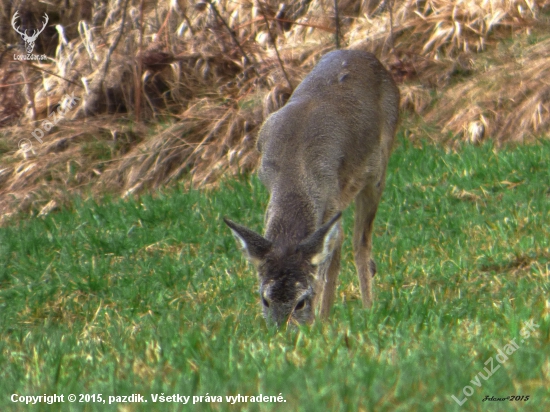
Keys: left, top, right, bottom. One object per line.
{"left": 334, "top": 0, "right": 340, "bottom": 49}
{"left": 23, "top": 62, "right": 84, "bottom": 88}
{"left": 258, "top": 1, "right": 292, "bottom": 91}
{"left": 388, "top": 0, "right": 395, "bottom": 55}
{"left": 235, "top": 16, "right": 336, "bottom": 34}
{"left": 102, "top": 0, "right": 130, "bottom": 80}
{"left": 204, "top": 0, "right": 256, "bottom": 71}
{"left": 135, "top": 0, "right": 145, "bottom": 122}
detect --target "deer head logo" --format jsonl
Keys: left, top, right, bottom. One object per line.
{"left": 12, "top": 11, "right": 49, "bottom": 54}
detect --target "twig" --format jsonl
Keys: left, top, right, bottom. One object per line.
{"left": 258, "top": 1, "right": 292, "bottom": 90}
{"left": 102, "top": 0, "right": 130, "bottom": 79}
{"left": 181, "top": 11, "right": 195, "bottom": 35}
{"left": 334, "top": 0, "right": 340, "bottom": 49}
{"left": 157, "top": 7, "right": 171, "bottom": 37}
{"left": 22, "top": 62, "right": 84, "bottom": 88}
{"left": 0, "top": 81, "right": 33, "bottom": 88}
{"left": 205, "top": 0, "right": 256, "bottom": 71}
{"left": 85, "top": 0, "right": 129, "bottom": 116}
{"left": 388, "top": 0, "right": 395, "bottom": 55}
{"left": 21, "top": 63, "right": 36, "bottom": 121}
{"left": 235, "top": 16, "right": 336, "bottom": 34}
{"left": 135, "top": 0, "right": 144, "bottom": 122}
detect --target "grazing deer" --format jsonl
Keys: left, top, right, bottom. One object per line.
{"left": 224, "top": 49, "right": 399, "bottom": 326}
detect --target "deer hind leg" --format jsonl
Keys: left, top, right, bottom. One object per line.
{"left": 319, "top": 229, "right": 343, "bottom": 319}
{"left": 353, "top": 181, "right": 384, "bottom": 308}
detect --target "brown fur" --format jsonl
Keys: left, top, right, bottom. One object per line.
{"left": 224, "top": 50, "right": 399, "bottom": 326}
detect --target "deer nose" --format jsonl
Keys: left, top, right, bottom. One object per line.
{"left": 276, "top": 316, "right": 292, "bottom": 329}
{"left": 264, "top": 309, "right": 291, "bottom": 329}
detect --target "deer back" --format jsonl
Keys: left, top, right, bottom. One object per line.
{"left": 257, "top": 50, "right": 399, "bottom": 236}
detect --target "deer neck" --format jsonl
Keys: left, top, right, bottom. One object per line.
{"left": 264, "top": 189, "right": 318, "bottom": 249}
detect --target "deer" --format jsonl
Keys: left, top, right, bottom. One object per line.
{"left": 224, "top": 49, "right": 399, "bottom": 327}
{"left": 12, "top": 11, "right": 49, "bottom": 54}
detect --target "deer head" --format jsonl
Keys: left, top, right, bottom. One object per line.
{"left": 12, "top": 11, "right": 49, "bottom": 54}
{"left": 224, "top": 213, "right": 342, "bottom": 326}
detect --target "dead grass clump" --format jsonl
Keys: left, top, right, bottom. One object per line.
{"left": 99, "top": 97, "right": 263, "bottom": 196}
{"left": 427, "top": 37, "right": 550, "bottom": 143}
{"left": 350, "top": 0, "right": 545, "bottom": 57}
{"left": 0, "top": 0, "right": 550, "bottom": 218}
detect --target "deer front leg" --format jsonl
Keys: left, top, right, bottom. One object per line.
{"left": 319, "top": 230, "right": 343, "bottom": 319}
{"left": 353, "top": 185, "right": 382, "bottom": 308}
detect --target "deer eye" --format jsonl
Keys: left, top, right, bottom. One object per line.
{"left": 261, "top": 297, "right": 270, "bottom": 308}
{"left": 294, "top": 298, "right": 306, "bottom": 311}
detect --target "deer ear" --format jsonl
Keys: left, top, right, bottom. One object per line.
{"left": 223, "top": 217, "right": 272, "bottom": 264}
{"left": 298, "top": 212, "right": 342, "bottom": 266}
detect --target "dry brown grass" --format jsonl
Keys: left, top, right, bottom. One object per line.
{"left": 0, "top": 0, "right": 549, "bottom": 218}
{"left": 427, "top": 36, "right": 550, "bottom": 143}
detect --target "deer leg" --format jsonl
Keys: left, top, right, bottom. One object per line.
{"left": 353, "top": 183, "right": 383, "bottom": 308}
{"left": 319, "top": 230, "right": 343, "bottom": 319}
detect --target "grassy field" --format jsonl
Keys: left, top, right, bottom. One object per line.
{"left": 0, "top": 136, "right": 549, "bottom": 411}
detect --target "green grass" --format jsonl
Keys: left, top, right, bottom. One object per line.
{"left": 0, "top": 137, "right": 549, "bottom": 411}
